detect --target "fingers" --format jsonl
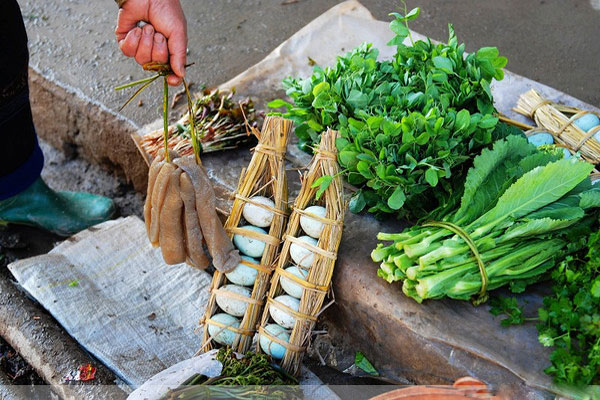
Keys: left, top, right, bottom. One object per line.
{"left": 151, "top": 33, "right": 169, "bottom": 64}
{"left": 118, "top": 27, "right": 142, "bottom": 58}
{"left": 166, "top": 74, "right": 182, "bottom": 86}
{"left": 115, "top": 8, "right": 141, "bottom": 42}
{"left": 167, "top": 27, "right": 187, "bottom": 79}
{"left": 134, "top": 24, "right": 155, "bottom": 65}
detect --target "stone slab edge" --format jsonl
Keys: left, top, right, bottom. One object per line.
{"left": 29, "top": 67, "right": 149, "bottom": 193}
{"left": 0, "top": 277, "right": 128, "bottom": 400}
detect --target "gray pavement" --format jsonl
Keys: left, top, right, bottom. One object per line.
{"left": 18, "top": 0, "right": 600, "bottom": 129}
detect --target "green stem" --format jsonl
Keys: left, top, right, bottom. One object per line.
{"left": 117, "top": 75, "right": 160, "bottom": 112}
{"left": 114, "top": 74, "right": 159, "bottom": 90}
{"left": 183, "top": 78, "right": 201, "bottom": 164}
{"left": 163, "top": 76, "right": 170, "bottom": 163}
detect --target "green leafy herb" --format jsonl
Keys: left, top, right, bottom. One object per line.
{"left": 535, "top": 230, "right": 600, "bottom": 386}
{"left": 272, "top": 8, "right": 508, "bottom": 219}
{"left": 162, "top": 349, "right": 300, "bottom": 400}
{"left": 355, "top": 352, "right": 380, "bottom": 376}
{"left": 489, "top": 296, "right": 530, "bottom": 327}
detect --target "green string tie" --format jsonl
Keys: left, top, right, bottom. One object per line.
{"left": 423, "top": 221, "right": 489, "bottom": 305}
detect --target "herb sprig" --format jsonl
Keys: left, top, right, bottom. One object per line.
{"left": 491, "top": 230, "right": 600, "bottom": 387}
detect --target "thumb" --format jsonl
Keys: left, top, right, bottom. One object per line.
{"left": 168, "top": 29, "right": 187, "bottom": 78}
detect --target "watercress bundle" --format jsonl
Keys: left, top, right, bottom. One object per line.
{"left": 271, "top": 8, "right": 508, "bottom": 219}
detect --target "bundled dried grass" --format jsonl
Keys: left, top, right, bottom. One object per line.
{"left": 257, "top": 129, "right": 345, "bottom": 376}
{"left": 200, "top": 116, "right": 292, "bottom": 354}
{"left": 514, "top": 89, "right": 600, "bottom": 163}
{"left": 134, "top": 90, "right": 257, "bottom": 165}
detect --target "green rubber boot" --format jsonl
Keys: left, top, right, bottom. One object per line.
{"left": 0, "top": 178, "right": 116, "bottom": 236}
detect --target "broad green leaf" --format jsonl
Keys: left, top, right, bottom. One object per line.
{"left": 425, "top": 168, "right": 438, "bottom": 187}
{"left": 480, "top": 158, "right": 594, "bottom": 228}
{"left": 415, "top": 131, "right": 430, "bottom": 145}
{"left": 367, "top": 116, "right": 384, "bottom": 130}
{"left": 312, "top": 81, "right": 330, "bottom": 97}
{"left": 339, "top": 150, "right": 359, "bottom": 168}
{"left": 267, "top": 99, "right": 292, "bottom": 109}
{"left": 403, "top": 7, "right": 420, "bottom": 21}
{"left": 476, "top": 47, "right": 499, "bottom": 60}
{"left": 355, "top": 352, "right": 379, "bottom": 376}
{"left": 454, "top": 109, "right": 471, "bottom": 132}
{"left": 356, "top": 153, "right": 377, "bottom": 163}
{"left": 591, "top": 278, "right": 600, "bottom": 298}
{"left": 347, "top": 89, "right": 369, "bottom": 109}
{"left": 500, "top": 217, "right": 581, "bottom": 242}
{"left": 389, "top": 19, "right": 409, "bottom": 37}
{"left": 527, "top": 206, "right": 585, "bottom": 221}
{"left": 347, "top": 172, "right": 366, "bottom": 185}
{"left": 454, "top": 135, "right": 534, "bottom": 224}
{"left": 349, "top": 192, "right": 366, "bottom": 213}
{"left": 311, "top": 92, "right": 331, "bottom": 108}
{"left": 580, "top": 188, "right": 600, "bottom": 209}
{"left": 357, "top": 160, "right": 374, "bottom": 179}
{"left": 311, "top": 175, "right": 333, "bottom": 200}
{"left": 383, "top": 120, "right": 402, "bottom": 137}
{"left": 336, "top": 137, "right": 350, "bottom": 150}
{"left": 387, "top": 186, "right": 406, "bottom": 210}
{"left": 432, "top": 56, "right": 453, "bottom": 73}
{"left": 306, "top": 119, "right": 323, "bottom": 132}
{"left": 478, "top": 115, "right": 498, "bottom": 129}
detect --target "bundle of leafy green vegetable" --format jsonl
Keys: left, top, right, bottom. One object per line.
{"left": 162, "top": 349, "right": 301, "bottom": 400}
{"left": 371, "top": 135, "right": 600, "bottom": 304}
{"left": 491, "top": 230, "right": 600, "bottom": 387}
{"left": 271, "top": 8, "right": 508, "bottom": 218}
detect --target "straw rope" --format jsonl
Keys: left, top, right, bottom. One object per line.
{"left": 239, "top": 258, "right": 272, "bottom": 274}
{"left": 276, "top": 266, "right": 329, "bottom": 293}
{"left": 213, "top": 287, "right": 264, "bottom": 305}
{"left": 258, "top": 326, "right": 305, "bottom": 353}
{"left": 575, "top": 127, "right": 600, "bottom": 151}
{"left": 293, "top": 207, "right": 342, "bottom": 227}
{"left": 226, "top": 226, "right": 281, "bottom": 247}
{"left": 267, "top": 297, "right": 318, "bottom": 322}
{"left": 528, "top": 99, "right": 553, "bottom": 117}
{"left": 204, "top": 317, "right": 254, "bottom": 336}
{"left": 200, "top": 116, "right": 292, "bottom": 353}
{"left": 254, "top": 144, "right": 287, "bottom": 158}
{"left": 234, "top": 194, "right": 289, "bottom": 216}
{"left": 284, "top": 235, "right": 338, "bottom": 260}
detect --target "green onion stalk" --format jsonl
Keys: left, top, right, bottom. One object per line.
{"left": 372, "top": 135, "right": 600, "bottom": 304}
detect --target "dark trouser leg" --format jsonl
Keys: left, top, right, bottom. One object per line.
{"left": 0, "top": 0, "right": 44, "bottom": 200}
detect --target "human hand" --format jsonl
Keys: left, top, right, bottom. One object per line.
{"left": 115, "top": 0, "right": 187, "bottom": 86}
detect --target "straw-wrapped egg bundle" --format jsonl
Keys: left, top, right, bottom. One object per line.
{"left": 514, "top": 89, "right": 600, "bottom": 164}
{"left": 200, "top": 116, "right": 292, "bottom": 353}
{"left": 257, "top": 128, "right": 345, "bottom": 375}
